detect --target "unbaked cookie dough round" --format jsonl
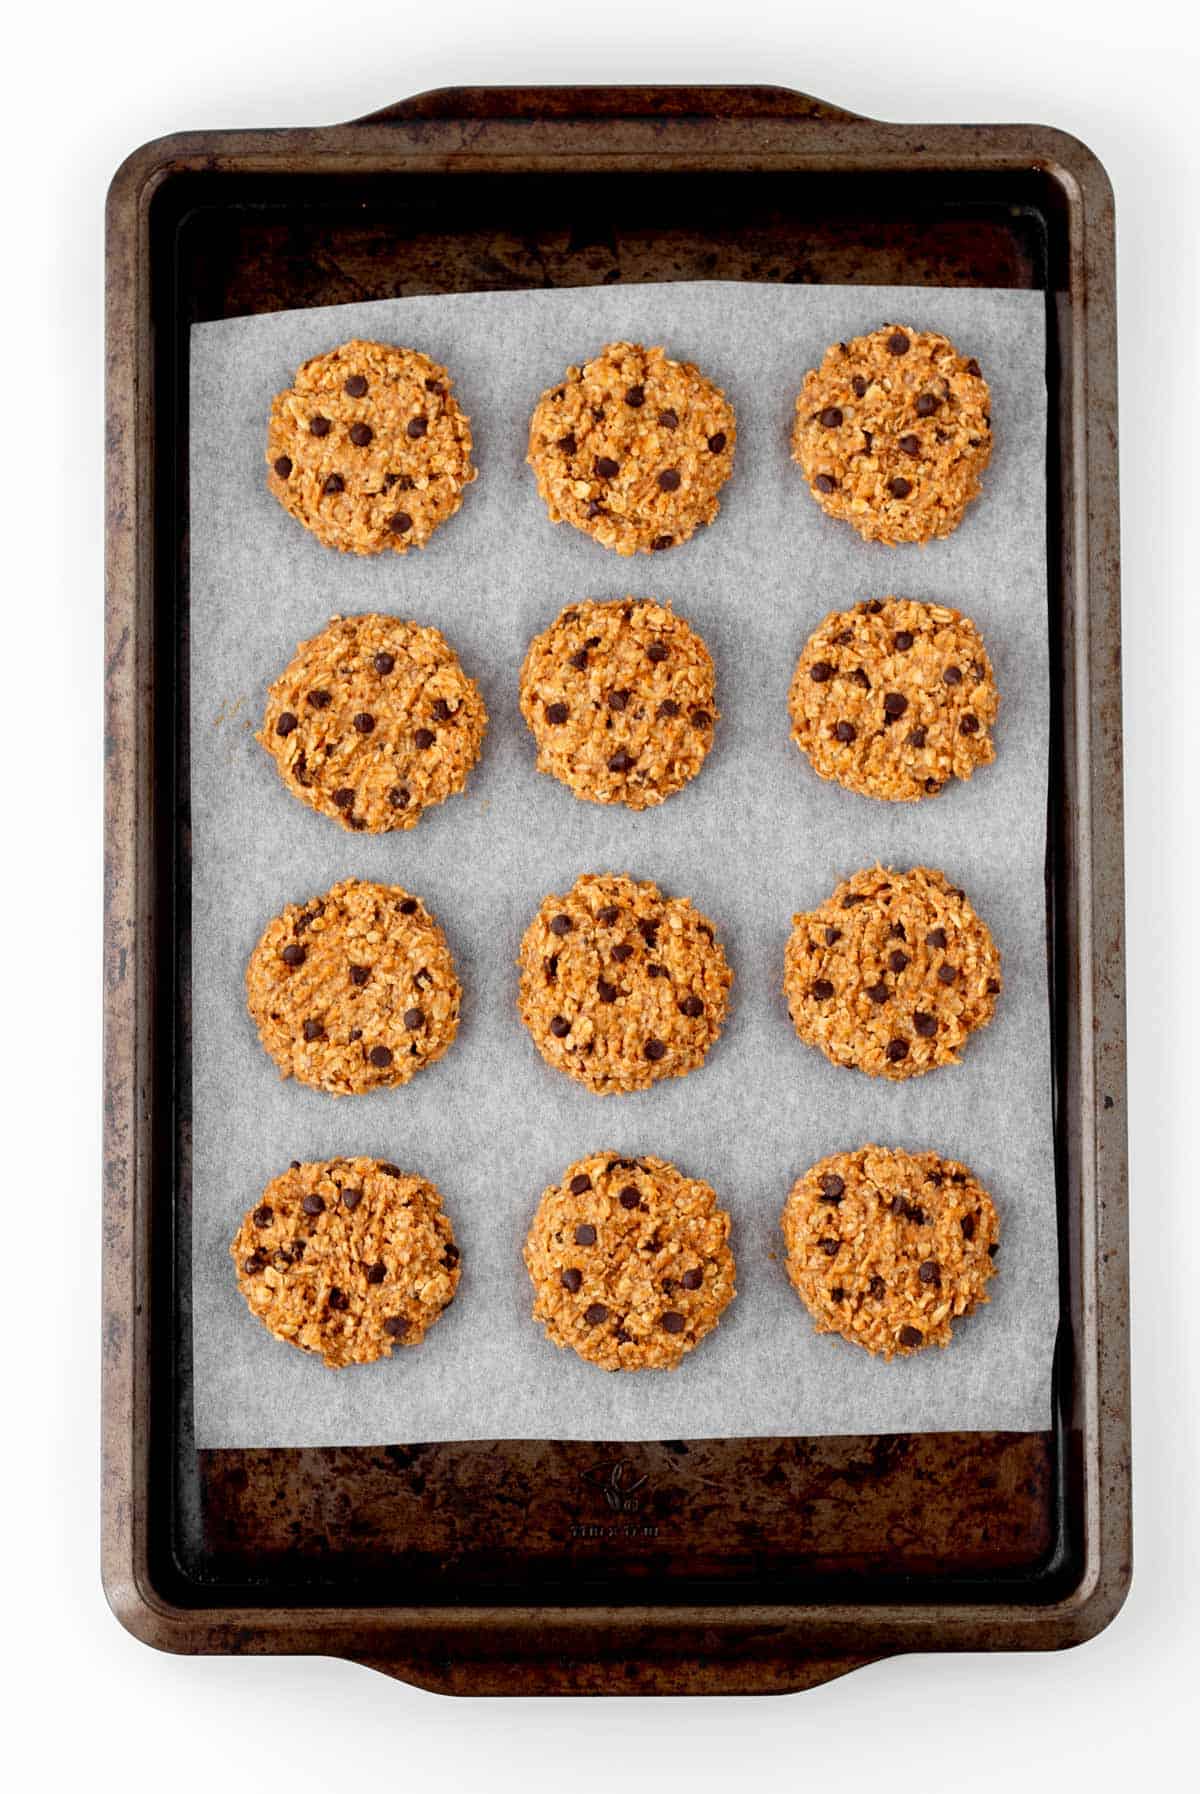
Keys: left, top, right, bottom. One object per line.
{"left": 266, "top": 339, "right": 476, "bottom": 554}
{"left": 781, "top": 1144, "right": 999, "bottom": 1358}
{"left": 517, "top": 872, "right": 732, "bottom": 1095}
{"left": 524, "top": 1151, "right": 736, "bottom": 1370}
{"left": 245, "top": 878, "right": 461, "bottom": 1096}
{"left": 259, "top": 613, "right": 487, "bottom": 832}
{"left": 792, "top": 326, "right": 991, "bottom": 545}
{"left": 527, "top": 342, "right": 736, "bottom": 555}
{"left": 783, "top": 865, "right": 1001, "bottom": 1080}
{"left": 519, "top": 597, "right": 717, "bottom": 809}
{"left": 788, "top": 596, "right": 998, "bottom": 801}
{"left": 232, "top": 1157, "right": 460, "bottom": 1367}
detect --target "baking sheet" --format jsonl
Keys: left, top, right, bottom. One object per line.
{"left": 189, "top": 281, "right": 1054, "bottom": 1448}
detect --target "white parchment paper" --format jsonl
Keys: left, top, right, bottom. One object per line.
{"left": 189, "top": 282, "right": 1054, "bottom": 1448}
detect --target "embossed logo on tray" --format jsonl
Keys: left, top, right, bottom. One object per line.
{"left": 570, "top": 1459, "right": 659, "bottom": 1539}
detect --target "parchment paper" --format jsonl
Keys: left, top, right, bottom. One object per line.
{"left": 189, "top": 282, "right": 1054, "bottom": 1448}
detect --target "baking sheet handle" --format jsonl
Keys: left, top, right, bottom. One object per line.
{"left": 350, "top": 84, "right": 866, "bottom": 127}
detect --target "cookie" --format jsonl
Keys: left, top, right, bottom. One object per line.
{"left": 259, "top": 613, "right": 487, "bottom": 833}
{"left": 781, "top": 1145, "right": 999, "bottom": 1358}
{"left": 519, "top": 598, "right": 717, "bottom": 809}
{"left": 524, "top": 1152, "right": 736, "bottom": 1370}
{"left": 788, "top": 597, "right": 999, "bottom": 801}
{"left": 517, "top": 873, "right": 732, "bottom": 1095}
{"left": 245, "top": 878, "right": 461, "bottom": 1096}
{"left": 792, "top": 326, "right": 992, "bottom": 545}
{"left": 266, "top": 339, "right": 476, "bottom": 555}
{"left": 232, "top": 1157, "right": 460, "bottom": 1367}
{"left": 527, "top": 342, "right": 736, "bottom": 555}
{"left": 783, "top": 865, "right": 1001, "bottom": 1080}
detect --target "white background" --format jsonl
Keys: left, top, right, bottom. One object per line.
{"left": 2, "top": 1, "right": 1195, "bottom": 1786}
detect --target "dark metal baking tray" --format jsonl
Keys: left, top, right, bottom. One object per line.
{"left": 103, "top": 83, "right": 1130, "bottom": 1695}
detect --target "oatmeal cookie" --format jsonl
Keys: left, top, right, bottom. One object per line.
{"left": 781, "top": 1145, "right": 999, "bottom": 1358}
{"left": 524, "top": 1152, "right": 736, "bottom": 1370}
{"left": 266, "top": 339, "right": 476, "bottom": 554}
{"left": 517, "top": 872, "right": 732, "bottom": 1095}
{"left": 792, "top": 326, "right": 992, "bottom": 545}
{"left": 245, "top": 878, "right": 461, "bottom": 1096}
{"left": 527, "top": 342, "right": 736, "bottom": 555}
{"left": 232, "top": 1157, "right": 460, "bottom": 1367}
{"left": 783, "top": 865, "right": 1001, "bottom": 1080}
{"left": 259, "top": 613, "right": 487, "bottom": 832}
{"left": 788, "top": 596, "right": 998, "bottom": 801}
{"left": 519, "top": 597, "right": 717, "bottom": 809}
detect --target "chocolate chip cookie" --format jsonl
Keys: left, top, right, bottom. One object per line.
{"left": 792, "top": 326, "right": 992, "bottom": 545}
{"left": 781, "top": 1145, "right": 999, "bottom": 1358}
{"left": 266, "top": 339, "right": 476, "bottom": 554}
{"left": 232, "top": 1157, "right": 461, "bottom": 1367}
{"left": 518, "top": 873, "right": 732, "bottom": 1095}
{"left": 245, "top": 878, "right": 461, "bottom": 1096}
{"left": 259, "top": 613, "right": 488, "bottom": 832}
{"left": 524, "top": 1152, "right": 736, "bottom": 1370}
{"left": 783, "top": 865, "right": 1002, "bottom": 1080}
{"left": 519, "top": 597, "right": 717, "bottom": 809}
{"left": 527, "top": 342, "right": 736, "bottom": 555}
{"left": 788, "top": 597, "right": 999, "bottom": 801}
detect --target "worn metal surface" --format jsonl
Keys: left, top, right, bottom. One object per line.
{"left": 103, "top": 84, "right": 1130, "bottom": 1696}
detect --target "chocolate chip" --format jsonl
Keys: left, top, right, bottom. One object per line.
{"left": 644, "top": 1038, "right": 666, "bottom": 1061}
{"left": 889, "top": 922, "right": 907, "bottom": 939}
{"left": 596, "top": 906, "right": 620, "bottom": 926}
{"left": 889, "top": 950, "right": 910, "bottom": 973}
{"left": 646, "top": 963, "right": 665, "bottom": 979}
{"left": 657, "top": 698, "right": 680, "bottom": 718}
{"left": 681, "top": 1268, "right": 703, "bottom": 1291}
{"left": 309, "top": 415, "right": 331, "bottom": 436}
{"left": 349, "top": 421, "right": 373, "bottom": 447}
{"left": 960, "top": 714, "right": 980, "bottom": 735}
{"left": 925, "top": 928, "right": 948, "bottom": 949}
{"left": 908, "top": 726, "right": 927, "bottom": 748}
{"left": 575, "top": 1223, "right": 597, "bottom": 1245}
{"left": 323, "top": 473, "right": 345, "bottom": 495}
{"left": 625, "top": 384, "right": 645, "bottom": 408}
{"left": 561, "top": 1267, "right": 583, "bottom": 1293}
{"left": 545, "top": 701, "right": 569, "bottom": 724}
{"left": 883, "top": 691, "right": 908, "bottom": 719}
{"left": 348, "top": 1028, "right": 362, "bottom": 1041}
{"left": 611, "top": 943, "right": 634, "bottom": 963}
{"left": 646, "top": 640, "right": 669, "bottom": 664}
{"left": 558, "top": 432, "right": 577, "bottom": 454}
{"left": 657, "top": 468, "right": 681, "bottom": 491}
{"left": 850, "top": 667, "right": 871, "bottom": 689}
{"left": 820, "top": 1173, "right": 845, "bottom": 1201}
{"left": 406, "top": 416, "right": 428, "bottom": 439}
{"left": 899, "top": 434, "right": 920, "bottom": 457}
{"left": 679, "top": 995, "right": 705, "bottom": 1017}
{"left": 365, "top": 1259, "right": 385, "bottom": 1283}
{"left": 937, "top": 964, "right": 957, "bottom": 985}
{"left": 569, "top": 1174, "right": 592, "bottom": 1196}
{"left": 638, "top": 920, "right": 659, "bottom": 946}
{"left": 961, "top": 1214, "right": 976, "bottom": 1240}
{"left": 651, "top": 534, "right": 674, "bottom": 551}
{"left": 242, "top": 1252, "right": 265, "bottom": 1275}
{"left": 608, "top": 687, "right": 630, "bottom": 712}
{"left": 302, "top": 1193, "right": 325, "bottom": 1216}
{"left": 549, "top": 914, "right": 573, "bottom": 936}
{"left": 809, "top": 660, "right": 834, "bottom": 683}
{"left": 252, "top": 1205, "right": 273, "bottom": 1227}
{"left": 885, "top": 1037, "right": 909, "bottom": 1062}
{"left": 618, "top": 1187, "right": 640, "bottom": 1210}
{"left": 842, "top": 893, "right": 867, "bottom": 907}
{"left": 353, "top": 712, "right": 375, "bottom": 733}
{"left": 403, "top": 1008, "right": 424, "bottom": 1030}
{"left": 659, "top": 409, "right": 679, "bottom": 429}
{"left": 943, "top": 665, "right": 963, "bottom": 686}
{"left": 987, "top": 977, "right": 1001, "bottom": 994}
{"left": 343, "top": 372, "right": 368, "bottom": 397}
{"left": 851, "top": 375, "right": 868, "bottom": 397}
{"left": 889, "top": 476, "right": 912, "bottom": 499}
{"left": 867, "top": 981, "right": 890, "bottom": 1005}
{"left": 275, "top": 712, "right": 298, "bottom": 736}
{"left": 811, "top": 978, "right": 835, "bottom": 1001}
{"left": 273, "top": 455, "right": 293, "bottom": 478}
{"left": 707, "top": 431, "right": 727, "bottom": 453}
{"left": 328, "top": 1286, "right": 349, "bottom": 1311}
{"left": 388, "top": 786, "right": 410, "bottom": 809}
{"left": 384, "top": 1316, "right": 408, "bottom": 1339}
{"left": 825, "top": 927, "right": 842, "bottom": 946}
{"left": 834, "top": 720, "right": 856, "bottom": 743}
{"left": 607, "top": 749, "right": 634, "bottom": 772}
{"left": 918, "top": 1261, "right": 941, "bottom": 1286}
{"left": 373, "top": 651, "right": 395, "bottom": 675}
{"left": 887, "top": 332, "right": 910, "bottom": 355}
{"left": 662, "top": 1312, "right": 686, "bottom": 1335}
{"left": 328, "top": 788, "right": 353, "bottom": 813}
{"left": 342, "top": 1188, "right": 363, "bottom": 1211}
{"left": 384, "top": 472, "right": 413, "bottom": 491}
{"left": 413, "top": 728, "right": 435, "bottom": 750}
{"left": 550, "top": 1016, "right": 570, "bottom": 1038}
{"left": 913, "top": 1011, "right": 937, "bottom": 1038}
{"left": 281, "top": 944, "right": 306, "bottom": 967}
{"left": 818, "top": 1237, "right": 840, "bottom": 1257}
{"left": 814, "top": 473, "right": 837, "bottom": 494}
{"left": 389, "top": 512, "right": 413, "bottom": 534}
{"left": 869, "top": 1275, "right": 886, "bottom": 1298}
{"left": 568, "top": 648, "right": 589, "bottom": 671}
{"left": 584, "top": 1303, "right": 608, "bottom": 1326}
{"left": 966, "top": 357, "right": 982, "bottom": 378}
{"left": 378, "top": 1162, "right": 402, "bottom": 1178}
{"left": 302, "top": 1019, "right": 323, "bottom": 1042}
{"left": 597, "top": 978, "right": 618, "bottom": 1003}
{"left": 368, "top": 1045, "right": 393, "bottom": 1068}
{"left": 916, "top": 393, "right": 939, "bottom": 418}
{"left": 899, "top": 1325, "right": 923, "bottom": 1347}
{"left": 595, "top": 455, "right": 619, "bottom": 479}
{"left": 819, "top": 407, "right": 843, "bottom": 428}
{"left": 690, "top": 708, "right": 712, "bottom": 730}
